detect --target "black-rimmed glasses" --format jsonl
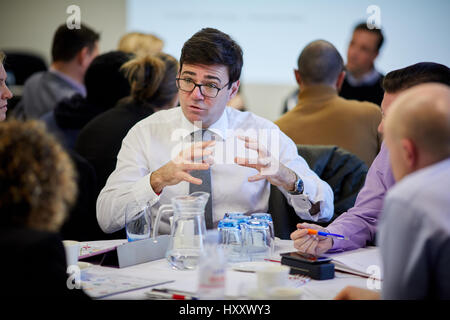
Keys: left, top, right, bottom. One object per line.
{"left": 176, "top": 78, "right": 230, "bottom": 98}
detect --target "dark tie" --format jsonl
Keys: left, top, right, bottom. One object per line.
{"left": 189, "top": 130, "right": 213, "bottom": 229}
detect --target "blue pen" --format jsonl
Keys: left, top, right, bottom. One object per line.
{"left": 307, "top": 229, "right": 349, "bottom": 240}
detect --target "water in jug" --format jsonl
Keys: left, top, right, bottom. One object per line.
{"left": 153, "top": 191, "right": 209, "bottom": 270}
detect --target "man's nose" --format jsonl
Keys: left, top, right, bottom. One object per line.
{"left": 191, "top": 85, "right": 204, "bottom": 99}
{"left": 1, "top": 85, "right": 13, "bottom": 100}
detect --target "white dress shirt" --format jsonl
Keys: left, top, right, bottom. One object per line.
{"left": 97, "top": 106, "right": 334, "bottom": 234}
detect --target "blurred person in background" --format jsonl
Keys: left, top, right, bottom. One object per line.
{"left": 41, "top": 51, "right": 132, "bottom": 150}
{"left": 118, "top": 32, "right": 164, "bottom": 57}
{"left": 13, "top": 23, "right": 99, "bottom": 119}
{"left": 282, "top": 22, "right": 385, "bottom": 113}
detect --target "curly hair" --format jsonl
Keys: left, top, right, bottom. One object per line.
{"left": 0, "top": 120, "right": 77, "bottom": 232}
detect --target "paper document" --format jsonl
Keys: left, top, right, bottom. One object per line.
{"left": 81, "top": 266, "right": 173, "bottom": 299}
{"left": 329, "top": 246, "right": 383, "bottom": 280}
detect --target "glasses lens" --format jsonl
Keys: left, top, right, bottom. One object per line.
{"left": 201, "top": 85, "right": 219, "bottom": 98}
{"left": 177, "top": 79, "right": 219, "bottom": 98}
{"left": 177, "top": 79, "right": 194, "bottom": 92}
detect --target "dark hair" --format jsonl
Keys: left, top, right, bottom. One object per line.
{"left": 180, "top": 28, "right": 243, "bottom": 88}
{"left": 353, "top": 22, "right": 384, "bottom": 52}
{"left": 121, "top": 52, "right": 179, "bottom": 107}
{"left": 85, "top": 51, "right": 132, "bottom": 107}
{"left": 383, "top": 62, "right": 450, "bottom": 93}
{"left": 297, "top": 40, "right": 344, "bottom": 85}
{"left": 51, "top": 23, "right": 100, "bottom": 62}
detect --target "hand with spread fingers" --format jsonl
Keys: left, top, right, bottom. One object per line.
{"left": 290, "top": 223, "right": 333, "bottom": 256}
{"left": 234, "top": 135, "right": 297, "bottom": 191}
{"left": 150, "top": 140, "right": 216, "bottom": 194}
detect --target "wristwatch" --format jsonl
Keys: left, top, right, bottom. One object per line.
{"left": 288, "top": 173, "right": 304, "bottom": 195}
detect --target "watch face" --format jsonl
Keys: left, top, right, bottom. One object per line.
{"left": 288, "top": 177, "right": 304, "bottom": 195}
{"left": 296, "top": 178, "right": 304, "bottom": 193}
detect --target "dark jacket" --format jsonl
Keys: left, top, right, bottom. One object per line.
{"left": 75, "top": 97, "right": 155, "bottom": 195}
{"left": 41, "top": 94, "right": 110, "bottom": 150}
{"left": 0, "top": 226, "right": 90, "bottom": 299}
{"left": 269, "top": 145, "right": 368, "bottom": 239}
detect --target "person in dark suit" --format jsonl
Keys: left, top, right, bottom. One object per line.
{"left": 0, "top": 119, "right": 88, "bottom": 299}
{"left": 340, "top": 22, "right": 385, "bottom": 106}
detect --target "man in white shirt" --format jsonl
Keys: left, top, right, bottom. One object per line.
{"left": 97, "top": 28, "right": 333, "bottom": 234}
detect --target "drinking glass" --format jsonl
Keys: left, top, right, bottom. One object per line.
{"left": 125, "top": 202, "right": 151, "bottom": 242}
{"left": 244, "top": 219, "right": 272, "bottom": 261}
{"left": 251, "top": 213, "right": 275, "bottom": 252}
{"left": 218, "top": 218, "right": 243, "bottom": 262}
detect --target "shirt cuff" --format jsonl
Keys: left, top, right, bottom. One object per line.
{"left": 132, "top": 172, "right": 160, "bottom": 207}
{"left": 325, "top": 225, "right": 345, "bottom": 252}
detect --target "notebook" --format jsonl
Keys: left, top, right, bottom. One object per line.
{"left": 329, "top": 246, "right": 383, "bottom": 280}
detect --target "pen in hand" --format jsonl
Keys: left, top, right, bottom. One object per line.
{"left": 306, "top": 228, "right": 349, "bottom": 240}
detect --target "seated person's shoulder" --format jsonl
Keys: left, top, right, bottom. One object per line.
{"left": 341, "top": 97, "right": 381, "bottom": 118}
{"left": 128, "top": 106, "right": 182, "bottom": 134}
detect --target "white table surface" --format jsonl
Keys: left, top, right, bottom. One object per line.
{"left": 78, "top": 238, "right": 372, "bottom": 300}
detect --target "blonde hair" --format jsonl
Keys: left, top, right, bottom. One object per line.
{"left": 121, "top": 52, "right": 178, "bottom": 107}
{"left": 0, "top": 51, "right": 5, "bottom": 64}
{"left": 0, "top": 120, "right": 77, "bottom": 232}
{"left": 118, "top": 32, "right": 164, "bottom": 57}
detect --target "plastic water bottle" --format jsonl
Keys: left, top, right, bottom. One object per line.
{"left": 197, "top": 230, "right": 226, "bottom": 300}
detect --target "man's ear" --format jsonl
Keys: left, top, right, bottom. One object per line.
{"left": 401, "top": 138, "right": 418, "bottom": 173}
{"left": 229, "top": 80, "right": 240, "bottom": 100}
{"left": 294, "top": 69, "right": 301, "bottom": 85}
{"left": 336, "top": 71, "right": 346, "bottom": 92}
{"left": 77, "top": 46, "right": 91, "bottom": 67}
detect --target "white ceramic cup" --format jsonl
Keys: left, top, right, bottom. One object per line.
{"left": 256, "top": 265, "right": 290, "bottom": 293}
{"left": 63, "top": 240, "right": 80, "bottom": 267}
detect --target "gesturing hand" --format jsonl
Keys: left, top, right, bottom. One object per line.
{"left": 150, "top": 140, "right": 215, "bottom": 194}
{"left": 234, "top": 135, "right": 297, "bottom": 191}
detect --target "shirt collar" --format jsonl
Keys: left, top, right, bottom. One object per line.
{"left": 179, "top": 107, "right": 230, "bottom": 141}
{"left": 49, "top": 67, "right": 87, "bottom": 96}
{"left": 346, "top": 68, "right": 381, "bottom": 86}
{"left": 298, "top": 85, "right": 337, "bottom": 101}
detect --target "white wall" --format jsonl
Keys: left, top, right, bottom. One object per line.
{"left": 126, "top": 0, "right": 450, "bottom": 121}
{"left": 0, "top": 0, "right": 127, "bottom": 65}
